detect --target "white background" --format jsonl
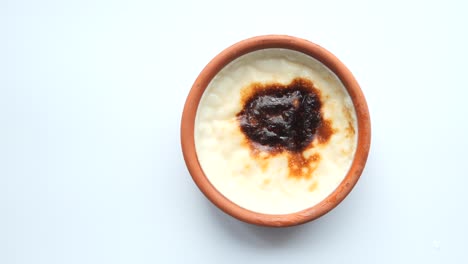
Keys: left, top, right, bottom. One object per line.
{"left": 1, "top": 0, "right": 467, "bottom": 263}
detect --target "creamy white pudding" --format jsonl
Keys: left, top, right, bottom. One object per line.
{"left": 194, "top": 48, "right": 357, "bottom": 215}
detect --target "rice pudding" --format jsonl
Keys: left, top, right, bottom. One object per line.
{"left": 194, "top": 48, "right": 357, "bottom": 215}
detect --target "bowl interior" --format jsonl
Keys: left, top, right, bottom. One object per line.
{"left": 181, "top": 35, "right": 371, "bottom": 227}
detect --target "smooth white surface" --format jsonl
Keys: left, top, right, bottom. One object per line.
{"left": 1, "top": 0, "right": 467, "bottom": 263}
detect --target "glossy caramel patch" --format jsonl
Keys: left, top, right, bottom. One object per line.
{"left": 316, "top": 119, "right": 335, "bottom": 144}
{"left": 238, "top": 78, "right": 322, "bottom": 152}
{"left": 237, "top": 77, "right": 335, "bottom": 179}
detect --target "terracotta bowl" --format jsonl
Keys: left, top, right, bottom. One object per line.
{"left": 181, "top": 35, "right": 371, "bottom": 227}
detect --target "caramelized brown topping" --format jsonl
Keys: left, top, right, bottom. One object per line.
{"left": 237, "top": 78, "right": 335, "bottom": 179}
{"left": 238, "top": 78, "right": 322, "bottom": 152}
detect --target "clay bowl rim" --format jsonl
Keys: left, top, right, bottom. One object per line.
{"left": 181, "top": 35, "right": 371, "bottom": 227}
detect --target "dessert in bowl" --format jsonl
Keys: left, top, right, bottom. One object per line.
{"left": 181, "top": 35, "right": 370, "bottom": 227}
